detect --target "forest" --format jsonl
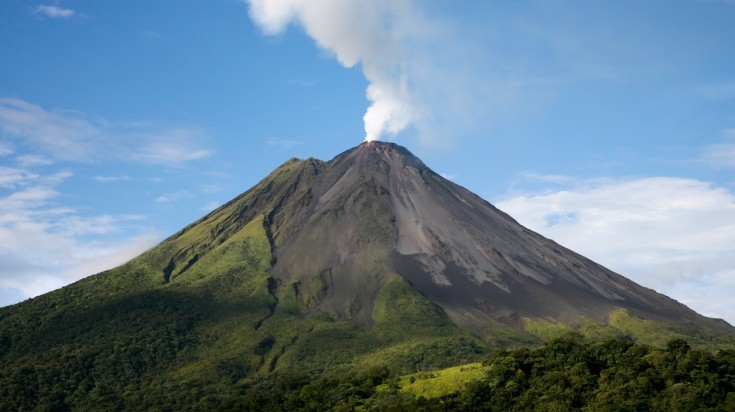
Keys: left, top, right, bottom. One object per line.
{"left": 5, "top": 333, "right": 732, "bottom": 411}
{"left": 218, "top": 335, "right": 735, "bottom": 411}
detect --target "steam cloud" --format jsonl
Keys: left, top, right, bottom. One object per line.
{"left": 246, "top": 0, "right": 421, "bottom": 142}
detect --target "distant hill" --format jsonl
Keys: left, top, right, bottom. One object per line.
{"left": 1, "top": 141, "right": 733, "bottom": 410}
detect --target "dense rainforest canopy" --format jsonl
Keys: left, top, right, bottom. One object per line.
{"left": 4, "top": 334, "right": 734, "bottom": 411}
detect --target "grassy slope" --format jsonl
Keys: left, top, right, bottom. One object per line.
{"left": 380, "top": 362, "right": 488, "bottom": 399}
{"left": 524, "top": 308, "right": 735, "bottom": 351}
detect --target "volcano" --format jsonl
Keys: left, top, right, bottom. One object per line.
{"left": 1, "top": 141, "right": 733, "bottom": 409}
{"left": 174, "top": 141, "right": 728, "bottom": 333}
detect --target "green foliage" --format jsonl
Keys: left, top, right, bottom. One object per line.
{"left": 372, "top": 275, "right": 456, "bottom": 337}
{"left": 3, "top": 274, "right": 735, "bottom": 411}
{"left": 523, "top": 309, "right": 735, "bottom": 352}
{"left": 297, "top": 276, "right": 328, "bottom": 308}
{"left": 356, "top": 336, "right": 490, "bottom": 375}
{"left": 441, "top": 335, "right": 735, "bottom": 411}
{"left": 0, "top": 217, "right": 490, "bottom": 410}
{"left": 524, "top": 317, "right": 576, "bottom": 339}
{"left": 385, "top": 362, "right": 487, "bottom": 399}
{"left": 607, "top": 308, "right": 684, "bottom": 346}
{"left": 178, "top": 336, "right": 735, "bottom": 411}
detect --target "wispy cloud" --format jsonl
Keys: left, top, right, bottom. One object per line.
{"left": 0, "top": 98, "right": 213, "bottom": 167}
{"left": 34, "top": 5, "right": 75, "bottom": 19}
{"left": 155, "top": 190, "right": 193, "bottom": 203}
{"left": 520, "top": 172, "right": 575, "bottom": 184}
{"left": 703, "top": 133, "right": 735, "bottom": 169}
{"left": 16, "top": 154, "right": 53, "bottom": 167}
{"left": 0, "top": 142, "right": 13, "bottom": 156}
{"left": 265, "top": 138, "right": 303, "bottom": 150}
{"left": 93, "top": 175, "right": 130, "bottom": 183}
{"left": 131, "top": 139, "right": 213, "bottom": 166}
{"left": 0, "top": 99, "right": 211, "bottom": 307}
{"left": 201, "top": 201, "right": 221, "bottom": 212}
{"left": 0, "top": 167, "right": 158, "bottom": 305}
{"left": 198, "top": 183, "right": 226, "bottom": 194}
{"left": 694, "top": 82, "right": 735, "bottom": 100}
{"left": 0, "top": 167, "right": 39, "bottom": 189}
{"left": 496, "top": 177, "right": 735, "bottom": 324}
{"left": 0, "top": 98, "right": 98, "bottom": 160}
{"left": 139, "top": 30, "right": 163, "bottom": 40}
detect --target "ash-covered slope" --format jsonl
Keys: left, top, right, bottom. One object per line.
{"left": 245, "top": 141, "right": 730, "bottom": 335}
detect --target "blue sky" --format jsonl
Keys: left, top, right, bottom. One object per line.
{"left": 1, "top": 1, "right": 734, "bottom": 324}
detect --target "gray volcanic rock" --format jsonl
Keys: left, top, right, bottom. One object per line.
{"left": 230, "top": 141, "right": 731, "bottom": 335}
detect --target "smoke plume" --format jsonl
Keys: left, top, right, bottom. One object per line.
{"left": 246, "top": 0, "right": 421, "bottom": 142}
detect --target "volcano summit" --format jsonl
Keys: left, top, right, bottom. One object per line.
{"left": 1, "top": 141, "right": 733, "bottom": 409}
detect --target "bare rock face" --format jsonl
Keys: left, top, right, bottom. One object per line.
{"left": 217, "top": 141, "right": 730, "bottom": 335}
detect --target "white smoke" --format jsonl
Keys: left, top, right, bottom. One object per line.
{"left": 246, "top": 0, "right": 420, "bottom": 142}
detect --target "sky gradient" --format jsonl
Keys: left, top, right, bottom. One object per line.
{"left": 1, "top": 1, "right": 734, "bottom": 324}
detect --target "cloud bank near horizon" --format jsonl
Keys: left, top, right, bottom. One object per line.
{"left": 0, "top": 97, "right": 217, "bottom": 306}
{"left": 496, "top": 177, "right": 735, "bottom": 325}
{"left": 0, "top": 165, "right": 159, "bottom": 304}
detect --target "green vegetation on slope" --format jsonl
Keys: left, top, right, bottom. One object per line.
{"left": 372, "top": 275, "right": 457, "bottom": 337}
{"left": 0, "top": 216, "right": 489, "bottom": 410}
{"left": 1, "top": 153, "right": 734, "bottom": 410}
{"left": 524, "top": 309, "right": 735, "bottom": 352}
{"left": 443, "top": 335, "right": 735, "bottom": 411}
{"left": 214, "top": 335, "right": 735, "bottom": 411}
{"left": 382, "top": 362, "right": 487, "bottom": 399}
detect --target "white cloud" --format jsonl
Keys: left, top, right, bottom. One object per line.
{"left": 0, "top": 98, "right": 213, "bottom": 167}
{"left": 703, "top": 139, "right": 735, "bottom": 169}
{"left": 34, "top": 5, "right": 75, "bottom": 19}
{"left": 139, "top": 30, "right": 163, "bottom": 40}
{"left": 0, "top": 230, "right": 158, "bottom": 302}
{"left": 0, "top": 169, "right": 159, "bottom": 306}
{"left": 93, "top": 175, "right": 130, "bottom": 183}
{"left": 520, "top": 172, "right": 575, "bottom": 184}
{"left": 198, "top": 183, "right": 225, "bottom": 194}
{"left": 201, "top": 201, "right": 221, "bottom": 212}
{"left": 59, "top": 231, "right": 159, "bottom": 284}
{"left": 265, "top": 138, "right": 303, "bottom": 150}
{"left": 130, "top": 128, "right": 214, "bottom": 166}
{"left": 16, "top": 154, "right": 53, "bottom": 167}
{"left": 0, "top": 167, "right": 39, "bottom": 189}
{"left": 496, "top": 177, "right": 735, "bottom": 324}
{"left": 0, "top": 98, "right": 98, "bottom": 160}
{"left": 0, "top": 142, "right": 13, "bottom": 156}
{"left": 0, "top": 98, "right": 211, "bottom": 307}
{"left": 155, "top": 190, "right": 193, "bottom": 203}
